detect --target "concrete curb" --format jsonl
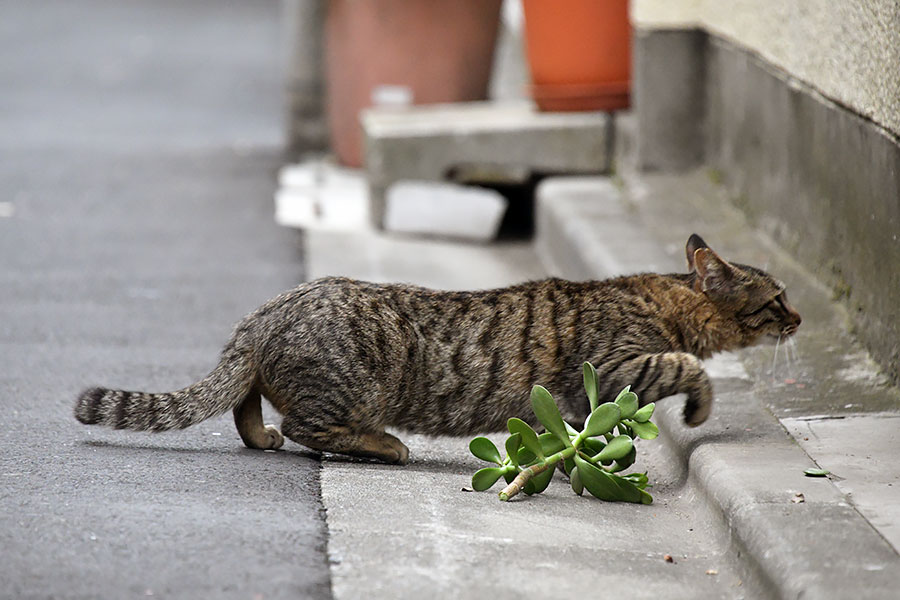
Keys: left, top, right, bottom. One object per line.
{"left": 535, "top": 175, "right": 900, "bottom": 599}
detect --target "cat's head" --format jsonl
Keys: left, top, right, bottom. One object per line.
{"left": 686, "top": 234, "right": 802, "bottom": 344}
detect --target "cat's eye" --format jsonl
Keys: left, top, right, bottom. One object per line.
{"left": 773, "top": 292, "right": 789, "bottom": 312}
{"left": 741, "top": 299, "right": 775, "bottom": 318}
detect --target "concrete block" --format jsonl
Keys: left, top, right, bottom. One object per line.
{"left": 384, "top": 180, "right": 507, "bottom": 242}
{"left": 363, "top": 101, "right": 612, "bottom": 228}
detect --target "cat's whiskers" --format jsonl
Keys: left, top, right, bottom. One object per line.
{"left": 785, "top": 336, "right": 801, "bottom": 379}
{"left": 782, "top": 337, "right": 795, "bottom": 379}
{"left": 771, "top": 334, "right": 783, "bottom": 382}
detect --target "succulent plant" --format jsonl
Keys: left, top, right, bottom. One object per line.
{"left": 469, "top": 362, "right": 658, "bottom": 503}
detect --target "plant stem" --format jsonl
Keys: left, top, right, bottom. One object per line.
{"left": 499, "top": 463, "right": 549, "bottom": 501}
{"left": 498, "top": 446, "right": 576, "bottom": 501}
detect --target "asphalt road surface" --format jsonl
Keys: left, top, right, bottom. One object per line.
{"left": 0, "top": 1, "right": 331, "bottom": 598}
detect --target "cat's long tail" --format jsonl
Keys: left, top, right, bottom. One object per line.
{"left": 73, "top": 342, "right": 256, "bottom": 432}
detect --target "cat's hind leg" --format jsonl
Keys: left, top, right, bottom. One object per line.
{"left": 280, "top": 412, "right": 409, "bottom": 465}
{"left": 233, "top": 389, "right": 285, "bottom": 450}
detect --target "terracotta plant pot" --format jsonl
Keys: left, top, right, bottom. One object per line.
{"left": 325, "top": 0, "right": 503, "bottom": 167}
{"left": 522, "top": 0, "right": 631, "bottom": 112}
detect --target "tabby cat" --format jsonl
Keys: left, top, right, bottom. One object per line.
{"left": 75, "top": 234, "right": 801, "bottom": 464}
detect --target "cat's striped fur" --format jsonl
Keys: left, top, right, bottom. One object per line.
{"left": 75, "top": 235, "right": 801, "bottom": 464}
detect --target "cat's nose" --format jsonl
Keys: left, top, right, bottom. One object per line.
{"left": 783, "top": 299, "right": 802, "bottom": 328}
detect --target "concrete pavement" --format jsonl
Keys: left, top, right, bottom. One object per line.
{"left": 0, "top": 2, "right": 331, "bottom": 598}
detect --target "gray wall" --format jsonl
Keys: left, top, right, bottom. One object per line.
{"left": 704, "top": 35, "right": 900, "bottom": 384}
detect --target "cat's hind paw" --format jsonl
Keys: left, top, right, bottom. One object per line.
{"left": 263, "top": 424, "right": 285, "bottom": 449}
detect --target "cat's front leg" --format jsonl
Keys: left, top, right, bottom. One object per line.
{"left": 595, "top": 352, "right": 712, "bottom": 426}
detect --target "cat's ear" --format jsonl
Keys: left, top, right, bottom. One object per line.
{"left": 694, "top": 247, "right": 737, "bottom": 294}
{"left": 685, "top": 234, "right": 710, "bottom": 272}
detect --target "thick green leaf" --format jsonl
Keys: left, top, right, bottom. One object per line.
{"left": 613, "top": 385, "right": 633, "bottom": 403}
{"left": 570, "top": 466, "right": 584, "bottom": 495}
{"left": 804, "top": 468, "right": 830, "bottom": 477}
{"left": 469, "top": 437, "right": 502, "bottom": 464}
{"left": 583, "top": 402, "right": 621, "bottom": 438}
{"left": 530, "top": 466, "right": 554, "bottom": 494}
{"left": 596, "top": 435, "right": 633, "bottom": 462}
{"left": 538, "top": 432, "right": 567, "bottom": 456}
{"left": 564, "top": 420, "right": 580, "bottom": 437}
{"left": 614, "top": 390, "right": 639, "bottom": 419}
{"left": 639, "top": 488, "right": 653, "bottom": 504}
{"left": 620, "top": 471, "right": 649, "bottom": 488}
{"left": 517, "top": 446, "right": 537, "bottom": 466}
{"left": 608, "top": 472, "right": 644, "bottom": 503}
{"left": 611, "top": 446, "right": 637, "bottom": 472}
{"left": 472, "top": 467, "right": 504, "bottom": 491}
{"left": 627, "top": 419, "right": 659, "bottom": 440}
{"left": 507, "top": 418, "right": 544, "bottom": 459}
{"left": 520, "top": 433, "right": 567, "bottom": 466}
{"left": 563, "top": 455, "right": 575, "bottom": 476}
{"left": 583, "top": 362, "right": 599, "bottom": 412}
{"left": 531, "top": 385, "right": 572, "bottom": 447}
{"left": 633, "top": 402, "right": 655, "bottom": 423}
{"left": 573, "top": 452, "right": 623, "bottom": 501}
{"left": 582, "top": 437, "right": 606, "bottom": 456}
{"left": 505, "top": 433, "right": 522, "bottom": 468}
{"left": 503, "top": 470, "right": 517, "bottom": 484}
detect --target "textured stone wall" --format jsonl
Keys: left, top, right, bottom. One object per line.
{"left": 632, "top": 0, "right": 900, "bottom": 139}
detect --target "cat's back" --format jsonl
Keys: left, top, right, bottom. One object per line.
{"left": 247, "top": 276, "right": 395, "bottom": 322}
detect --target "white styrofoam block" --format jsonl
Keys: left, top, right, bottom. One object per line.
{"left": 275, "top": 161, "right": 370, "bottom": 231}
{"left": 384, "top": 180, "right": 508, "bottom": 242}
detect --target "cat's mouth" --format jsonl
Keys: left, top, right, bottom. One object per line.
{"left": 761, "top": 324, "right": 798, "bottom": 343}
{"left": 781, "top": 323, "right": 800, "bottom": 338}
{"left": 758, "top": 325, "right": 799, "bottom": 345}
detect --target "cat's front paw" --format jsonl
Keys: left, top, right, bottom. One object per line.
{"left": 683, "top": 392, "right": 712, "bottom": 426}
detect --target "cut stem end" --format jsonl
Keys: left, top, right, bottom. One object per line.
{"left": 498, "top": 462, "right": 550, "bottom": 501}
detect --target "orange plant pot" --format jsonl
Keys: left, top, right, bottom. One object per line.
{"left": 522, "top": 0, "right": 632, "bottom": 112}
{"left": 325, "top": 0, "right": 503, "bottom": 167}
